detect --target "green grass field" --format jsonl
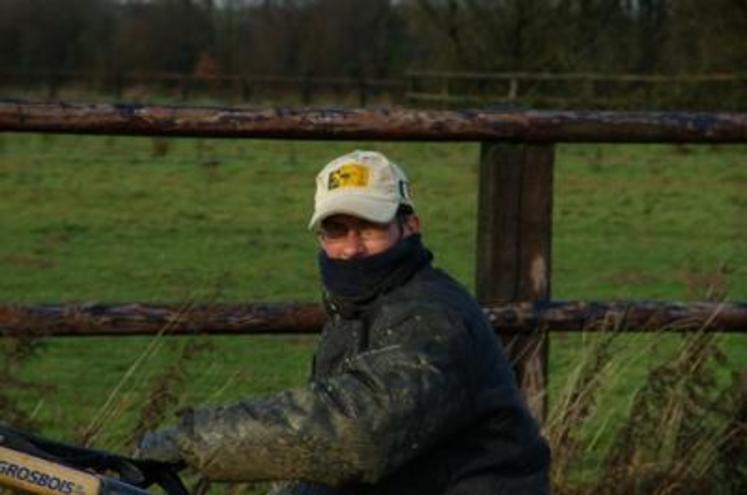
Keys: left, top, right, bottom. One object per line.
{"left": 1, "top": 133, "right": 746, "bottom": 490}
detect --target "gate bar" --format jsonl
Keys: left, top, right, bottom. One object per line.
{"left": 2, "top": 101, "right": 747, "bottom": 143}
{"left": 1, "top": 301, "right": 745, "bottom": 337}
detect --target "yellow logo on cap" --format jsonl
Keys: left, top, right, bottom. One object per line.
{"left": 328, "top": 163, "right": 369, "bottom": 190}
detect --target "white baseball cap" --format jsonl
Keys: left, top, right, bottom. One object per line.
{"left": 308, "top": 150, "right": 413, "bottom": 230}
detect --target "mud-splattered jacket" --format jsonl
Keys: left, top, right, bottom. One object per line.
{"left": 157, "top": 258, "right": 550, "bottom": 494}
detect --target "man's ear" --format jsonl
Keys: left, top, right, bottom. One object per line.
{"left": 404, "top": 214, "right": 421, "bottom": 235}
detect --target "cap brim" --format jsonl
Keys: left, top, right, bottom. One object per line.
{"left": 308, "top": 194, "right": 399, "bottom": 230}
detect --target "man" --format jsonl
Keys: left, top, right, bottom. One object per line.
{"left": 136, "top": 150, "right": 551, "bottom": 494}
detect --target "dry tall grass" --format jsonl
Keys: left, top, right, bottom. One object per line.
{"left": 0, "top": 328, "right": 48, "bottom": 430}
{"left": 546, "top": 326, "right": 745, "bottom": 495}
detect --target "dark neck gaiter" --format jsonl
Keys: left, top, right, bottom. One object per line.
{"left": 319, "top": 234, "right": 432, "bottom": 304}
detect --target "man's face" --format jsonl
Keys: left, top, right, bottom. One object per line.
{"left": 318, "top": 214, "right": 413, "bottom": 260}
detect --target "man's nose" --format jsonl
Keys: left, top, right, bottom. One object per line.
{"left": 339, "top": 230, "right": 367, "bottom": 259}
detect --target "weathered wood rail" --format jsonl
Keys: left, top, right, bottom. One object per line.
{"left": 2, "top": 100, "right": 746, "bottom": 419}
{"left": 1, "top": 301, "right": 745, "bottom": 337}
{"left": 2, "top": 101, "right": 747, "bottom": 143}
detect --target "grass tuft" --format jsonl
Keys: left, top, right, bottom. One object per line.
{"left": 0, "top": 330, "right": 49, "bottom": 430}
{"left": 552, "top": 329, "right": 743, "bottom": 494}
{"left": 127, "top": 334, "right": 216, "bottom": 449}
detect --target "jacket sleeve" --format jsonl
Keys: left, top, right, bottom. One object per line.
{"left": 166, "top": 308, "right": 476, "bottom": 485}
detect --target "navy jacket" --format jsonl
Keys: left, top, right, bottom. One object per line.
{"left": 146, "top": 261, "right": 550, "bottom": 495}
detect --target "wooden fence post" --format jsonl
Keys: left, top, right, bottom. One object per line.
{"left": 179, "top": 75, "right": 191, "bottom": 101}
{"left": 476, "top": 142, "right": 554, "bottom": 421}
{"left": 301, "top": 74, "right": 313, "bottom": 105}
{"left": 358, "top": 77, "right": 368, "bottom": 107}
{"left": 112, "top": 72, "right": 125, "bottom": 100}
{"left": 508, "top": 78, "right": 519, "bottom": 100}
{"left": 240, "top": 78, "right": 253, "bottom": 102}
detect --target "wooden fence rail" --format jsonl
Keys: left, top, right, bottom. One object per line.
{"left": 2, "top": 101, "right": 747, "bottom": 142}
{"left": 1, "top": 301, "right": 745, "bottom": 337}
{"left": 407, "top": 69, "right": 747, "bottom": 82}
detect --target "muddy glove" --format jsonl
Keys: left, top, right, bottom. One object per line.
{"left": 134, "top": 427, "right": 184, "bottom": 464}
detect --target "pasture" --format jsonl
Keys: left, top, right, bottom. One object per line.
{"left": 1, "top": 133, "right": 745, "bottom": 491}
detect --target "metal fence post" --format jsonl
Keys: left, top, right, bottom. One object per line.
{"left": 476, "top": 142, "right": 554, "bottom": 421}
